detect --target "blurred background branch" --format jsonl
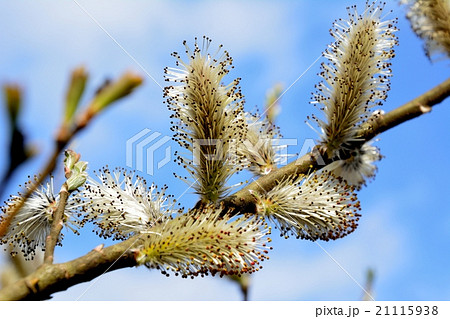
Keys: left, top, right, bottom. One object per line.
{"left": 362, "top": 268, "right": 375, "bottom": 301}
{"left": 0, "top": 84, "right": 35, "bottom": 199}
{"left": 0, "top": 69, "right": 143, "bottom": 239}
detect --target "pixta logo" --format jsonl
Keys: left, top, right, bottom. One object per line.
{"left": 126, "top": 129, "right": 319, "bottom": 175}
{"left": 126, "top": 129, "right": 171, "bottom": 176}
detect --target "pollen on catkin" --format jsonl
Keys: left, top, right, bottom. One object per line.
{"left": 325, "top": 142, "right": 382, "bottom": 188}
{"left": 237, "top": 111, "right": 288, "bottom": 176}
{"left": 135, "top": 206, "right": 271, "bottom": 278}
{"left": 252, "top": 170, "right": 361, "bottom": 241}
{"left": 164, "top": 36, "right": 247, "bottom": 203}
{"left": 0, "top": 177, "right": 82, "bottom": 259}
{"left": 310, "top": 1, "right": 397, "bottom": 187}
{"left": 80, "top": 167, "right": 175, "bottom": 240}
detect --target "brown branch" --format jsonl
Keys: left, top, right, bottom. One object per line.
{"left": 0, "top": 236, "right": 143, "bottom": 301}
{"left": 222, "top": 77, "right": 450, "bottom": 212}
{"left": 0, "top": 77, "right": 448, "bottom": 301}
{"left": 361, "top": 77, "right": 450, "bottom": 141}
{"left": 43, "top": 183, "right": 69, "bottom": 264}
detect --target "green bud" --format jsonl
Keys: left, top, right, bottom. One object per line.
{"left": 3, "top": 84, "right": 22, "bottom": 127}
{"left": 64, "top": 149, "right": 80, "bottom": 176}
{"left": 264, "top": 83, "right": 283, "bottom": 124}
{"left": 66, "top": 160, "right": 88, "bottom": 191}
{"left": 64, "top": 149, "right": 88, "bottom": 191}
{"left": 89, "top": 72, "right": 143, "bottom": 114}
{"left": 65, "top": 67, "right": 88, "bottom": 125}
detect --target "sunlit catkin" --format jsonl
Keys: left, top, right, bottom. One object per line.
{"left": 136, "top": 206, "right": 271, "bottom": 278}
{"left": 310, "top": 1, "right": 397, "bottom": 187}
{"left": 252, "top": 170, "right": 360, "bottom": 241}
{"left": 81, "top": 167, "right": 174, "bottom": 240}
{"left": 0, "top": 177, "right": 82, "bottom": 259}
{"left": 237, "top": 112, "right": 287, "bottom": 176}
{"left": 165, "top": 37, "right": 247, "bottom": 203}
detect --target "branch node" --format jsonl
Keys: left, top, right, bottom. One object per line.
{"left": 93, "top": 244, "right": 105, "bottom": 252}
{"left": 25, "top": 278, "right": 39, "bottom": 294}
{"left": 419, "top": 104, "right": 432, "bottom": 113}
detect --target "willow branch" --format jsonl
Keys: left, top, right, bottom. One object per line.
{"left": 0, "top": 78, "right": 448, "bottom": 301}
{"left": 361, "top": 77, "right": 450, "bottom": 140}
{"left": 43, "top": 183, "right": 69, "bottom": 264}
{"left": 0, "top": 236, "right": 143, "bottom": 301}
{"left": 222, "top": 77, "right": 450, "bottom": 212}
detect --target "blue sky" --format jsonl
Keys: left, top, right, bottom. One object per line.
{"left": 0, "top": 0, "right": 449, "bottom": 300}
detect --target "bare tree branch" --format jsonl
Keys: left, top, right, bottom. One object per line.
{"left": 43, "top": 183, "right": 69, "bottom": 264}
{"left": 361, "top": 77, "right": 450, "bottom": 140}
{"left": 0, "top": 236, "right": 143, "bottom": 300}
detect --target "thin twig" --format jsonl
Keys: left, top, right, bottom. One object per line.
{"left": 43, "top": 183, "right": 69, "bottom": 264}
{"left": 0, "top": 134, "right": 70, "bottom": 239}
{"left": 361, "top": 77, "right": 450, "bottom": 140}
